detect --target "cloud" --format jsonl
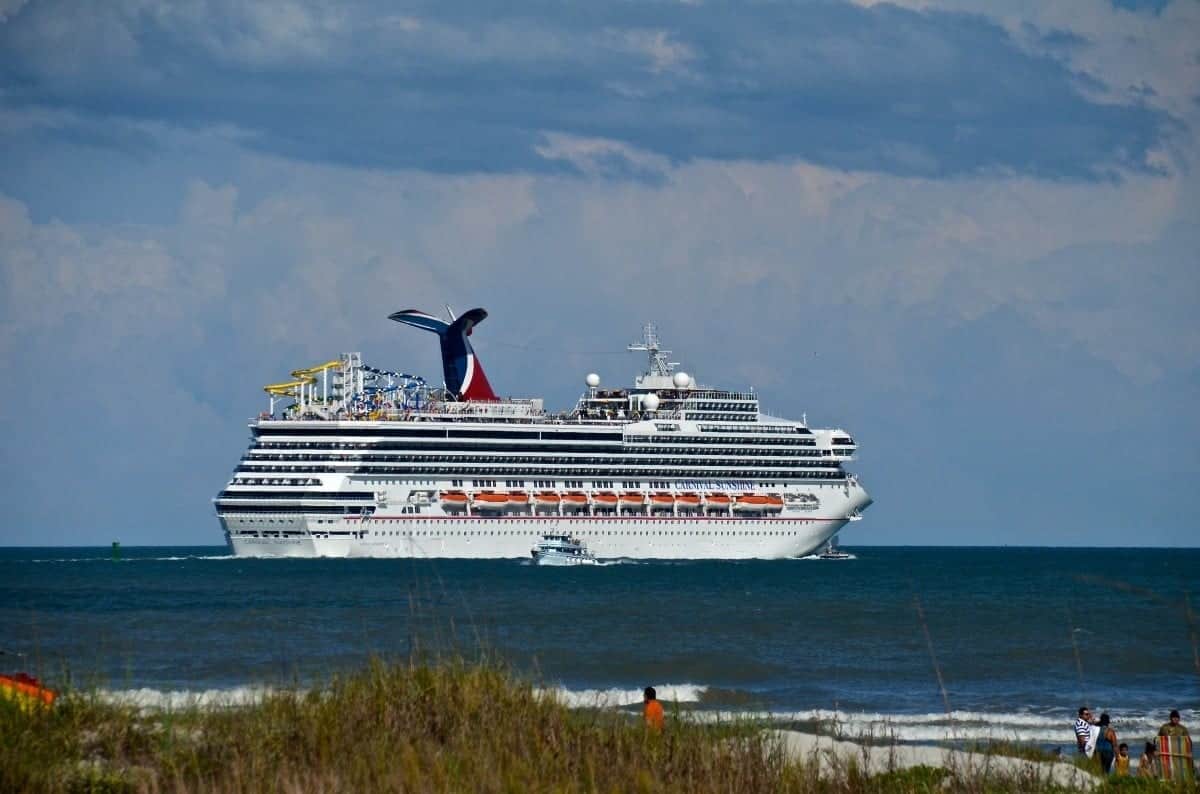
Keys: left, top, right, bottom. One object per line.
{"left": 1, "top": 136, "right": 1196, "bottom": 543}
{"left": 0, "top": 0, "right": 1175, "bottom": 178}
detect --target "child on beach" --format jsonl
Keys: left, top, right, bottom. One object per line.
{"left": 1113, "top": 743, "right": 1130, "bottom": 776}
{"left": 1138, "top": 742, "right": 1159, "bottom": 778}
{"left": 643, "top": 687, "right": 664, "bottom": 732}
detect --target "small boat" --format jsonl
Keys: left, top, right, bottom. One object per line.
{"left": 592, "top": 491, "right": 619, "bottom": 508}
{"left": 704, "top": 492, "right": 731, "bottom": 513}
{"left": 472, "top": 492, "right": 508, "bottom": 512}
{"left": 507, "top": 491, "right": 530, "bottom": 508}
{"left": 561, "top": 492, "right": 589, "bottom": 512}
{"left": 649, "top": 492, "right": 675, "bottom": 511}
{"left": 531, "top": 533, "right": 597, "bottom": 566}
{"left": 676, "top": 492, "right": 701, "bottom": 511}
{"left": 534, "top": 491, "right": 561, "bottom": 512}
{"left": 764, "top": 495, "right": 784, "bottom": 513}
{"left": 733, "top": 494, "right": 770, "bottom": 512}
{"left": 817, "top": 541, "right": 854, "bottom": 560}
{"left": 440, "top": 490, "right": 468, "bottom": 512}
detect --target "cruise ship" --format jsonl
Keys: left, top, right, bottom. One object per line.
{"left": 215, "top": 308, "right": 872, "bottom": 558}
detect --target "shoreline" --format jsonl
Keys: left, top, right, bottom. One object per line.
{"left": 6, "top": 661, "right": 1152, "bottom": 793}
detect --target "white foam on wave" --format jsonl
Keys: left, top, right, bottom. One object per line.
{"left": 98, "top": 685, "right": 276, "bottom": 710}
{"left": 27, "top": 554, "right": 237, "bottom": 563}
{"left": 539, "top": 683, "right": 708, "bottom": 708}
{"left": 686, "top": 708, "right": 1197, "bottom": 745}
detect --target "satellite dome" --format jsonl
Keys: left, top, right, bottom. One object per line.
{"left": 585, "top": 373, "right": 601, "bottom": 387}
{"left": 672, "top": 371, "right": 691, "bottom": 388}
{"left": 642, "top": 393, "right": 660, "bottom": 412}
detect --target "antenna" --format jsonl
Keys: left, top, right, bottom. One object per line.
{"left": 627, "top": 323, "right": 677, "bottom": 376}
{"left": 444, "top": 304, "right": 457, "bottom": 322}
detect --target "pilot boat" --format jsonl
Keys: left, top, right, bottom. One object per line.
{"left": 816, "top": 540, "right": 854, "bottom": 560}
{"left": 531, "top": 532, "right": 598, "bottom": 566}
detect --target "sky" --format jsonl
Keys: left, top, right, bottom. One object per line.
{"left": 0, "top": 0, "right": 1197, "bottom": 547}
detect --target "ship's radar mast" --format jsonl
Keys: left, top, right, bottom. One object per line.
{"left": 628, "top": 323, "right": 679, "bottom": 377}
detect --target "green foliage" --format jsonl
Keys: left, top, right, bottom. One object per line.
{"left": 0, "top": 660, "right": 1124, "bottom": 793}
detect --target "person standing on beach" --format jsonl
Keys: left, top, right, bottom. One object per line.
{"left": 1095, "top": 713, "right": 1117, "bottom": 773}
{"left": 1159, "top": 709, "right": 1189, "bottom": 737}
{"left": 1074, "top": 707, "right": 1098, "bottom": 756}
{"left": 643, "top": 687, "right": 664, "bottom": 732}
{"left": 1138, "top": 742, "right": 1159, "bottom": 778}
{"left": 1114, "top": 743, "right": 1130, "bottom": 776}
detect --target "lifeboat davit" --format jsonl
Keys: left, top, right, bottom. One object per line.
{"left": 734, "top": 494, "right": 770, "bottom": 513}
{"left": 472, "top": 492, "right": 508, "bottom": 512}
{"left": 592, "top": 491, "right": 618, "bottom": 508}
{"left": 440, "top": 490, "right": 468, "bottom": 512}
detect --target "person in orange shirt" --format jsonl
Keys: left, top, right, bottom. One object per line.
{"left": 643, "top": 686, "right": 664, "bottom": 731}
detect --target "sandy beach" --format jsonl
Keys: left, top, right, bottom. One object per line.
{"left": 772, "top": 730, "right": 1102, "bottom": 790}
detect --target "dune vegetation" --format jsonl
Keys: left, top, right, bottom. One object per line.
{"left": 1, "top": 658, "right": 1188, "bottom": 793}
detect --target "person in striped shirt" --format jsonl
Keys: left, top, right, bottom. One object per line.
{"left": 1074, "top": 706, "right": 1098, "bottom": 756}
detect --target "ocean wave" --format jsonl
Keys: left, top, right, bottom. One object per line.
{"left": 687, "top": 708, "right": 1197, "bottom": 745}
{"left": 26, "top": 554, "right": 237, "bottom": 563}
{"left": 85, "top": 684, "right": 1199, "bottom": 745}
{"left": 539, "top": 683, "right": 708, "bottom": 708}
{"left": 97, "top": 685, "right": 276, "bottom": 710}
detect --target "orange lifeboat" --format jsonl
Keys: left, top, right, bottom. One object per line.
{"left": 705, "top": 493, "right": 732, "bottom": 509}
{"left": 440, "top": 490, "right": 468, "bottom": 511}
{"left": 535, "top": 491, "right": 561, "bottom": 509}
{"left": 592, "top": 491, "right": 618, "bottom": 508}
{"left": 472, "top": 492, "right": 508, "bottom": 512}
{"left": 649, "top": 492, "right": 675, "bottom": 511}
{"left": 561, "top": 492, "right": 589, "bottom": 512}
{"left": 507, "top": 491, "right": 530, "bottom": 508}
{"left": 676, "top": 492, "right": 701, "bottom": 510}
{"left": 764, "top": 495, "right": 784, "bottom": 513}
{"left": 734, "top": 494, "right": 770, "bottom": 513}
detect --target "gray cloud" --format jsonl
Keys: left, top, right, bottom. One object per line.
{"left": 0, "top": 0, "right": 1174, "bottom": 178}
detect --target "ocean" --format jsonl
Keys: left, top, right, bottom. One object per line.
{"left": 2, "top": 546, "right": 1196, "bottom": 749}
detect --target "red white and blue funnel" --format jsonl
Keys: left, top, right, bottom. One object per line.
{"left": 388, "top": 308, "right": 498, "bottom": 401}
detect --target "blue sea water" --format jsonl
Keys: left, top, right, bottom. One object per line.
{"left": 2, "top": 546, "right": 1196, "bottom": 746}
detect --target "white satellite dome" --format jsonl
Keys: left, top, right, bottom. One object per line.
{"left": 642, "top": 393, "right": 660, "bottom": 411}
{"left": 585, "top": 373, "right": 601, "bottom": 388}
{"left": 672, "top": 371, "right": 691, "bottom": 388}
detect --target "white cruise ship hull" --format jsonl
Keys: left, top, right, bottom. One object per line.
{"left": 220, "top": 480, "right": 870, "bottom": 559}
{"left": 223, "top": 515, "right": 852, "bottom": 559}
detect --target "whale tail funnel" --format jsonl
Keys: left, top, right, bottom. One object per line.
{"left": 388, "top": 308, "right": 498, "bottom": 401}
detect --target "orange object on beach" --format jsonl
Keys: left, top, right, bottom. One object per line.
{"left": 0, "top": 672, "right": 56, "bottom": 710}
{"left": 643, "top": 698, "right": 664, "bottom": 731}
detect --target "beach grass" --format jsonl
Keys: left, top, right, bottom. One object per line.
{"left": 1, "top": 659, "right": 1190, "bottom": 793}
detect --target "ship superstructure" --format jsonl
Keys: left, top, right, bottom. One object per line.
{"left": 215, "top": 309, "right": 872, "bottom": 558}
